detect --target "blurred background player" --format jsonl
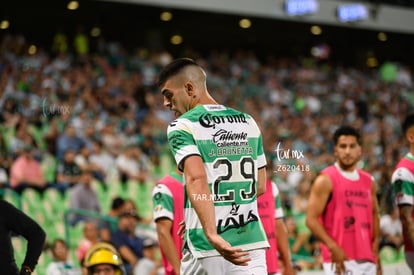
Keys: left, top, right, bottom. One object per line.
{"left": 391, "top": 113, "right": 414, "bottom": 273}
{"left": 258, "top": 161, "right": 295, "bottom": 275}
{"left": 306, "top": 126, "right": 381, "bottom": 275}
{"left": 152, "top": 169, "right": 184, "bottom": 275}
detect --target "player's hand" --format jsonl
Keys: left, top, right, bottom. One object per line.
{"left": 282, "top": 264, "right": 297, "bottom": 275}
{"left": 177, "top": 220, "right": 185, "bottom": 239}
{"left": 208, "top": 234, "right": 251, "bottom": 266}
{"left": 329, "top": 244, "right": 348, "bottom": 274}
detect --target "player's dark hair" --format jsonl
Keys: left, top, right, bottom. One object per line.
{"left": 157, "top": 58, "right": 199, "bottom": 87}
{"left": 402, "top": 113, "right": 414, "bottom": 135}
{"left": 333, "top": 125, "right": 362, "bottom": 145}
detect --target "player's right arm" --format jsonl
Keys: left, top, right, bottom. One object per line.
{"left": 306, "top": 174, "right": 348, "bottom": 274}
{"left": 257, "top": 167, "right": 266, "bottom": 197}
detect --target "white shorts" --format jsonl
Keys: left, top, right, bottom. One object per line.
{"left": 405, "top": 251, "right": 414, "bottom": 273}
{"left": 322, "top": 260, "right": 376, "bottom": 275}
{"left": 180, "top": 247, "right": 267, "bottom": 275}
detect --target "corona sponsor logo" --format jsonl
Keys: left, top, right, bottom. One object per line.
{"left": 199, "top": 113, "right": 247, "bottom": 128}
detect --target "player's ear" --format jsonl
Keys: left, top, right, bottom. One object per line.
{"left": 406, "top": 130, "right": 414, "bottom": 144}
{"left": 185, "top": 82, "right": 194, "bottom": 97}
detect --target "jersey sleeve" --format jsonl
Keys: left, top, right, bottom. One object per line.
{"left": 152, "top": 183, "right": 174, "bottom": 221}
{"left": 250, "top": 117, "right": 267, "bottom": 169}
{"left": 167, "top": 119, "right": 201, "bottom": 171}
{"left": 391, "top": 167, "right": 414, "bottom": 206}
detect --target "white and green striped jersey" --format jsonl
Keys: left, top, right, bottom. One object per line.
{"left": 392, "top": 153, "right": 414, "bottom": 206}
{"left": 167, "top": 104, "right": 268, "bottom": 258}
{"left": 152, "top": 184, "right": 174, "bottom": 221}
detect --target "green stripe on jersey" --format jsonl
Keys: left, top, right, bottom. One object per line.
{"left": 394, "top": 179, "right": 414, "bottom": 195}
{"left": 189, "top": 219, "right": 267, "bottom": 251}
{"left": 152, "top": 186, "right": 174, "bottom": 220}
{"left": 406, "top": 154, "right": 414, "bottom": 162}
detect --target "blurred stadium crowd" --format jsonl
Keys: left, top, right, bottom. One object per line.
{"left": 0, "top": 28, "right": 413, "bottom": 273}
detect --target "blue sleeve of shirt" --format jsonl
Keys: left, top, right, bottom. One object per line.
{"left": 111, "top": 231, "right": 144, "bottom": 259}
{"left": 111, "top": 231, "right": 128, "bottom": 249}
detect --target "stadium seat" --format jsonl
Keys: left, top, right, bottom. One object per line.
{"left": 43, "top": 187, "right": 66, "bottom": 216}
{"left": 3, "top": 188, "right": 22, "bottom": 209}
{"left": 134, "top": 181, "right": 154, "bottom": 219}
{"left": 12, "top": 237, "right": 27, "bottom": 268}
{"left": 68, "top": 222, "right": 84, "bottom": 249}
{"left": 21, "top": 188, "right": 43, "bottom": 214}
{"left": 92, "top": 179, "right": 111, "bottom": 213}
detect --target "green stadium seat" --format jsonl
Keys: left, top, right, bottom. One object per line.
{"left": 21, "top": 188, "right": 43, "bottom": 215}
{"left": 135, "top": 181, "right": 155, "bottom": 219}
{"left": 12, "top": 237, "right": 27, "bottom": 268}
{"left": 68, "top": 222, "right": 84, "bottom": 249}
{"left": 43, "top": 188, "right": 67, "bottom": 217}
{"left": 34, "top": 250, "right": 52, "bottom": 275}
{"left": 92, "top": 179, "right": 111, "bottom": 212}
{"left": 3, "top": 189, "right": 22, "bottom": 209}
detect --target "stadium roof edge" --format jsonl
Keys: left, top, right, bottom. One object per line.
{"left": 104, "top": 0, "right": 414, "bottom": 35}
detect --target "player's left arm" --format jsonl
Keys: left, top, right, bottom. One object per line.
{"left": 399, "top": 204, "right": 414, "bottom": 247}
{"left": 275, "top": 219, "right": 295, "bottom": 275}
{"left": 273, "top": 183, "right": 294, "bottom": 274}
{"left": 184, "top": 155, "right": 250, "bottom": 266}
{"left": 371, "top": 180, "right": 381, "bottom": 274}
{"left": 155, "top": 218, "right": 181, "bottom": 274}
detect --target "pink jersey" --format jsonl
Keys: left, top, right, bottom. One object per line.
{"left": 393, "top": 156, "right": 414, "bottom": 252}
{"left": 257, "top": 179, "right": 279, "bottom": 273}
{"left": 154, "top": 174, "right": 184, "bottom": 275}
{"left": 320, "top": 165, "right": 375, "bottom": 263}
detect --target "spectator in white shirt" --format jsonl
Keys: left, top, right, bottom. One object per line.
{"left": 116, "top": 145, "right": 149, "bottom": 187}
{"left": 380, "top": 205, "right": 403, "bottom": 251}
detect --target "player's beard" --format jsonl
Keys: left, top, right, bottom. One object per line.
{"left": 338, "top": 156, "right": 358, "bottom": 171}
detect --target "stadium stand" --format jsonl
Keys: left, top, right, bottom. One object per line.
{"left": 1, "top": 0, "right": 414, "bottom": 274}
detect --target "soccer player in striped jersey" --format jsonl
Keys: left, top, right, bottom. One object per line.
{"left": 158, "top": 58, "right": 269, "bottom": 274}
{"left": 258, "top": 162, "right": 295, "bottom": 275}
{"left": 391, "top": 113, "right": 414, "bottom": 273}
{"left": 152, "top": 170, "right": 184, "bottom": 275}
